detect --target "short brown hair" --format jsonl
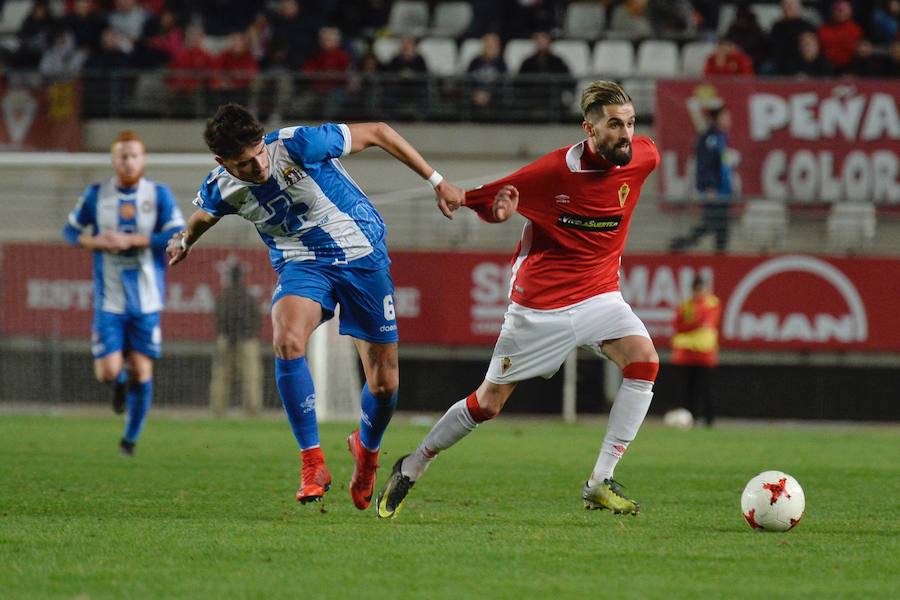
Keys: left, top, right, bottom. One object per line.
{"left": 111, "top": 130, "right": 143, "bottom": 151}
{"left": 580, "top": 80, "right": 632, "bottom": 121}
{"left": 204, "top": 103, "right": 265, "bottom": 159}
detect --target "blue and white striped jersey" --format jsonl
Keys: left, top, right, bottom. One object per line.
{"left": 193, "top": 124, "right": 389, "bottom": 272}
{"left": 63, "top": 177, "right": 185, "bottom": 315}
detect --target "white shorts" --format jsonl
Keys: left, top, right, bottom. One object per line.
{"left": 485, "top": 291, "right": 650, "bottom": 384}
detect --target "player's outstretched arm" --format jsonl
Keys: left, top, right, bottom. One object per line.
{"left": 167, "top": 209, "right": 219, "bottom": 266}
{"left": 346, "top": 122, "right": 465, "bottom": 219}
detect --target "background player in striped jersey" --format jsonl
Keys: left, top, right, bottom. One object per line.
{"left": 63, "top": 130, "right": 186, "bottom": 456}
{"left": 377, "top": 81, "right": 660, "bottom": 518}
{"left": 167, "top": 104, "right": 464, "bottom": 509}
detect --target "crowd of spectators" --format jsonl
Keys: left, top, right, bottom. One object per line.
{"left": 1, "top": 0, "right": 898, "bottom": 119}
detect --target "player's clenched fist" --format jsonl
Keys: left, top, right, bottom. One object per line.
{"left": 492, "top": 184, "right": 519, "bottom": 222}
{"left": 435, "top": 180, "right": 465, "bottom": 219}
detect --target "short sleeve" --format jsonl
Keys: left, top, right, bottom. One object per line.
{"left": 280, "top": 123, "right": 351, "bottom": 164}
{"left": 66, "top": 184, "right": 99, "bottom": 231}
{"left": 194, "top": 172, "right": 239, "bottom": 218}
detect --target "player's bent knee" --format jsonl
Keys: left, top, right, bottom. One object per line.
{"left": 622, "top": 361, "right": 659, "bottom": 383}
{"left": 367, "top": 376, "right": 398, "bottom": 399}
{"left": 272, "top": 334, "right": 307, "bottom": 360}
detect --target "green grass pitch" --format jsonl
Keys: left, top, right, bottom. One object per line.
{"left": 1, "top": 413, "right": 898, "bottom": 599}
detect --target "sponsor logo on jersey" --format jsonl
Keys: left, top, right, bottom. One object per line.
{"left": 282, "top": 166, "right": 308, "bottom": 186}
{"left": 618, "top": 183, "right": 630, "bottom": 207}
{"left": 554, "top": 194, "right": 570, "bottom": 204}
{"left": 556, "top": 213, "right": 622, "bottom": 232}
{"left": 119, "top": 203, "right": 136, "bottom": 219}
{"left": 501, "top": 356, "right": 512, "bottom": 374}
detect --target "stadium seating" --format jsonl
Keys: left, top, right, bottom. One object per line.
{"left": 680, "top": 40, "right": 716, "bottom": 77}
{"left": 563, "top": 2, "right": 607, "bottom": 40}
{"left": 750, "top": 3, "right": 785, "bottom": 32}
{"left": 373, "top": 37, "right": 402, "bottom": 64}
{"left": 429, "top": 2, "right": 474, "bottom": 38}
{"left": 456, "top": 37, "right": 483, "bottom": 73}
{"left": 0, "top": 0, "right": 29, "bottom": 35}
{"left": 550, "top": 40, "right": 592, "bottom": 77}
{"left": 827, "top": 203, "right": 877, "bottom": 252}
{"left": 503, "top": 39, "right": 536, "bottom": 74}
{"left": 636, "top": 40, "right": 679, "bottom": 78}
{"left": 418, "top": 38, "right": 458, "bottom": 76}
{"left": 387, "top": 1, "right": 430, "bottom": 37}
{"left": 593, "top": 40, "right": 636, "bottom": 79}
{"left": 740, "top": 199, "right": 789, "bottom": 251}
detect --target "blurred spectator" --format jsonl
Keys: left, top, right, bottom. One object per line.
{"left": 516, "top": 31, "right": 573, "bottom": 114}
{"left": 383, "top": 37, "right": 429, "bottom": 118}
{"left": 888, "top": 40, "right": 900, "bottom": 76}
{"left": 82, "top": 28, "right": 133, "bottom": 116}
{"left": 671, "top": 275, "right": 722, "bottom": 428}
{"left": 870, "top": 0, "right": 900, "bottom": 43}
{"left": 63, "top": 0, "right": 107, "bottom": 54}
{"left": 13, "top": 0, "right": 59, "bottom": 69}
{"left": 703, "top": 37, "right": 754, "bottom": 77}
{"left": 769, "top": 0, "right": 817, "bottom": 75}
{"left": 647, "top": 0, "right": 696, "bottom": 38}
{"left": 210, "top": 264, "right": 263, "bottom": 418}
{"left": 166, "top": 24, "right": 216, "bottom": 115}
{"left": 299, "top": 26, "right": 352, "bottom": 118}
{"left": 197, "top": 0, "right": 258, "bottom": 36}
{"left": 818, "top": 0, "right": 864, "bottom": 73}
{"left": 502, "top": 0, "right": 560, "bottom": 40}
{"left": 609, "top": 0, "right": 654, "bottom": 38}
{"left": 790, "top": 30, "right": 834, "bottom": 77}
{"left": 670, "top": 107, "right": 734, "bottom": 254}
{"left": 214, "top": 32, "right": 260, "bottom": 106}
{"left": 467, "top": 32, "right": 507, "bottom": 111}
{"left": 108, "top": 0, "right": 150, "bottom": 45}
{"left": 132, "top": 9, "right": 184, "bottom": 69}
{"left": 846, "top": 39, "right": 887, "bottom": 77}
{"left": 39, "top": 29, "right": 87, "bottom": 80}
{"left": 345, "top": 50, "right": 383, "bottom": 118}
{"left": 267, "top": 0, "right": 322, "bottom": 69}
{"left": 723, "top": 5, "right": 770, "bottom": 70}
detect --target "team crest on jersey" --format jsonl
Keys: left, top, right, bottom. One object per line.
{"left": 282, "top": 166, "right": 308, "bottom": 186}
{"left": 501, "top": 357, "right": 512, "bottom": 374}
{"left": 141, "top": 200, "right": 153, "bottom": 213}
{"left": 119, "top": 203, "right": 136, "bottom": 219}
{"left": 618, "top": 183, "right": 630, "bottom": 207}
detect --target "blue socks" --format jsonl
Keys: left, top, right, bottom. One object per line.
{"left": 123, "top": 380, "right": 152, "bottom": 443}
{"left": 275, "top": 356, "right": 320, "bottom": 450}
{"left": 359, "top": 385, "right": 398, "bottom": 450}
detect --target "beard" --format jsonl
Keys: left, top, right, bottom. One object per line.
{"left": 116, "top": 168, "right": 143, "bottom": 188}
{"left": 601, "top": 139, "right": 633, "bottom": 166}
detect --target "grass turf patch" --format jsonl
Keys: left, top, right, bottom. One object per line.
{"left": 1, "top": 414, "right": 898, "bottom": 599}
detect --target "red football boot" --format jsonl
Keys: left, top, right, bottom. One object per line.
{"left": 347, "top": 430, "right": 380, "bottom": 510}
{"left": 296, "top": 447, "right": 332, "bottom": 504}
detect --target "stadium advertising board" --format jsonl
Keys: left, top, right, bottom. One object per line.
{"left": 0, "top": 81, "right": 81, "bottom": 151}
{"left": 655, "top": 79, "right": 900, "bottom": 209}
{"left": 3, "top": 244, "right": 899, "bottom": 351}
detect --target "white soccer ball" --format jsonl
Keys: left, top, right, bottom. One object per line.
{"left": 740, "top": 470, "right": 805, "bottom": 531}
{"left": 663, "top": 407, "right": 694, "bottom": 429}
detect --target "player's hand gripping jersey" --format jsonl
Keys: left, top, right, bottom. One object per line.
{"left": 465, "top": 136, "right": 659, "bottom": 309}
{"left": 194, "top": 124, "right": 389, "bottom": 272}
{"left": 64, "top": 177, "right": 185, "bottom": 314}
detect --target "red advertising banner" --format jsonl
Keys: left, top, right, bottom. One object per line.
{"left": 655, "top": 79, "right": 899, "bottom": 208}
{"left": 0, "top": 80, "right": 82, "bottom": 151}
{"left": 3, "top": 243, "right": 900, "bottom": 351}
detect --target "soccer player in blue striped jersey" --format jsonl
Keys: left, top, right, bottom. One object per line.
{"left": 63, "top": 130, "right": 186, "bottom": 456}
{"left": 167, "top": 104, "right": 464, "bottom": 509}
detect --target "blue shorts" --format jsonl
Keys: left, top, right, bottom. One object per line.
{"left": 272, "top": 261, "right": 399, "bottom": 344}
{"left": 92, "top": 311, "right": 162, "bottom": 359}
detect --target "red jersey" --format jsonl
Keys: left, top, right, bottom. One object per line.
{"left": 464, "top": 135, "right": 659, "bottom": 310}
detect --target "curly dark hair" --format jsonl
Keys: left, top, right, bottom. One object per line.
{"left": 203, "top": 103, "right": 265, "bottom": 159}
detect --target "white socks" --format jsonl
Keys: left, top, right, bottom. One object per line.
{"left": 590, "top": 378, "right": 654, "bottom": 485}
{"left": 401, "top": 398, "right": 478, "bottom": 480}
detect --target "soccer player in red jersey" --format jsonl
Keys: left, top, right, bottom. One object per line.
{"left": 377, "top": 80, "right": 660, "bottom": 517}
